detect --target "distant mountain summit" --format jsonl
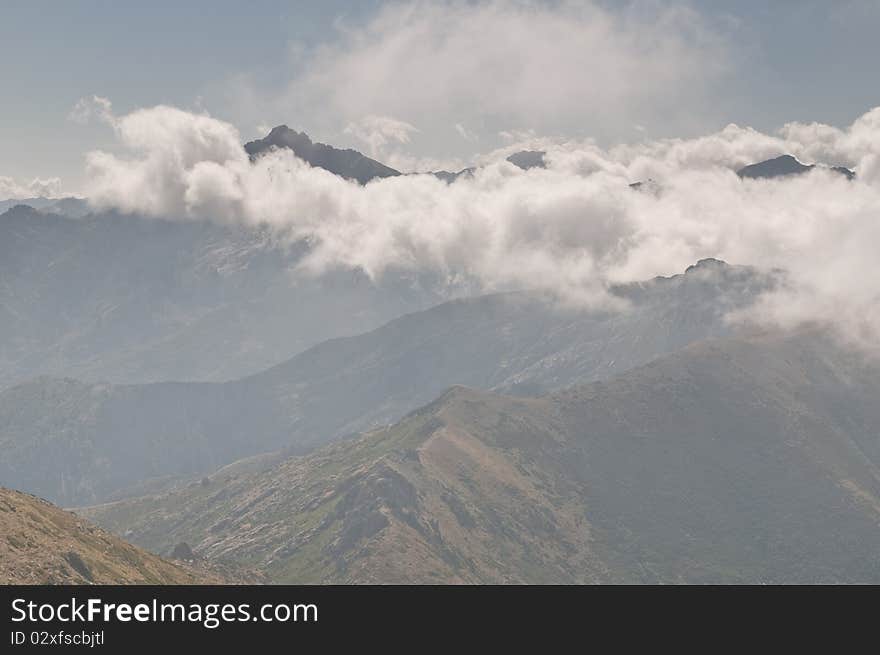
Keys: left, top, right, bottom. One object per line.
{"left": 0, "top": 196, "right": 90, "bottom": 218}
{"left": 243, "top": 130, "right": 550, "bottom": 183}
{"left": 737, "top": 154, "right": 855, "bottom": 180}
{"left": 506, "top": 150, "right": 546, "bottom": 170}
{"left": 685, "top": 257, "right": 727, "bottom": 274}
{"left": 430, "top": 150, "right": 546, "bottom": 183}
{"left": 430, "top": 167, "right": 475, "bottom": 183}
{"left": 244, "top": 125, "right": 401, "bottom": 184}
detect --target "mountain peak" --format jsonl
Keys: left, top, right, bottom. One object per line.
{"left": 737, "top": 154, "right": 810, "bottom": 179}
{"left": 737, "top": 154, "right": 855, "bottom": 180}
{"left": 681, "top": 258, "right": 731, "bottom": 279}
{"left": 686, "top": 257, "right": 728, "bottom": 272}
{"left": 506, "top": 150, "right": 546, "bottom": 170}
{"left": 244, "top": 125, "right": 400, "bottom": 184}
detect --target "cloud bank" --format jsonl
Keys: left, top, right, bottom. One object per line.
{"left": 82, "top": 101, "right": 880, "bottom": 351}
{"left": 0, "top": 175, "right": 65, "bottom": 199}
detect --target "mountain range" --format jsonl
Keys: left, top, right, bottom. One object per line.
{"left": 0, "top": 259, "right": 772, "bottom": 507}
{"left": 81, "top": 330, "right": 880, "bottom": 583}
{"left": 243, "top": 124, "right": 548, "bottom": 182}
{"left": 0, "top": 196, "right": 90, "bottom": 218}
{"left": 2, "top": 129, "right": 875, "bottom": 585}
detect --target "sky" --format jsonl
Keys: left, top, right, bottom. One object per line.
{"left": 1, "top": 0, "right": 879, "bottom": 193}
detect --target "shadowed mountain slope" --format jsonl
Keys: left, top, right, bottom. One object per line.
{"left": 0, "top": 204, "right": 440, "bottom": 388}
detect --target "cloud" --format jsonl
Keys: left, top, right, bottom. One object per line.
{"left": 0, "top": 175, "right": 65, "bottom": 199}
{"left": 343, "top": 115, "right": 419, "bottom": 159}
{"left": 264, "top": 0, "right": 727, "bottom": 161}
{"left": 83, "top": 100, "right": 880, "bottom": 351}
{"left": 455, "top": 123, "right": 477, "bottom": 142}
{"left": 780, "top": 107, "right": 880, "bottom": 180}
{"left": 85, "top": 105, "right": 246, "bottom": 217}
{"left": 68, "top": 95, "right": 115, "bottom": 126}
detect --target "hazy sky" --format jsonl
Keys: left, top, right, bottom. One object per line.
{"left": 2, "top": 0, "right": 879, "bottom": 193}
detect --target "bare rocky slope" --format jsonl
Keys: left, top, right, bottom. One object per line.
{"left": 0, "top": 487, "right": 247, "bottom": 584}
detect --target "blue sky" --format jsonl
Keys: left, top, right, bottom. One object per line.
{"left": 2, "top": 0, "right": 878, "bottom": 193}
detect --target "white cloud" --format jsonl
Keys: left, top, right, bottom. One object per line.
{"left": 82, "top": 101, "right": 880, "bottom": 350}
{"left": 68, "top": 95, "right": 115, "bottom": 126}
{"left": 780, "top": 107, "right": 880, "bottom": 177}
{"left": 343, "top": 115, "right": 419, "bottom": 160}
{"left": 85, "top": 105, "right": 247, "bottom": 217}
{"left": 0, "top": 175, "right": 65, "bottom": 199}
{"left": 499, "top": 129, "right": 537, "bottom": 143}
{"left": 455, "top": 123, "right": 477, "bottom": 142}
